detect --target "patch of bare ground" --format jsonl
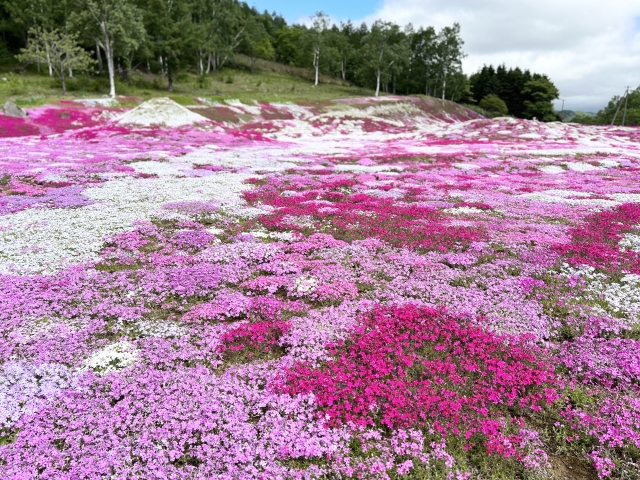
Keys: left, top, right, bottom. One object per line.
{"left": 550, "top": 456, "right": 598, "bottom": 480}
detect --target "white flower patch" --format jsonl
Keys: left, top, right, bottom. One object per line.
{"left": 520, "top": 190, "right": 618, "bottom": 208}
{"left": 560, "top": 265, "right": 640, "bottom": 319}
{"left": 564, "top": 162, "right": 603, "bottom": 172}
{"left": 453, "top": 163, "right": 480, "bottom": 170}
{"left": 610, "top": 194, "right": 640, "bottom": 203}
{"left": 538, "top": 165, "right": 565, "bottom": 174}
{"left": 364, "top": 188, "right": 405, "bottom": 199}
{"left": 128, "top": 160, "right": 185, "bottom": 177}
{"left": 282, "top": 215, "right": 315, "bottom": 229}
{"left": 39, "top": 173, "right": 69, "bottom": 183}
{"left": 249, "top": 229, "right": 295, "bottom": 242}
{"left": 82, "top": 341, "right": 138, "bottom": 375}
{"left": 620, "top": 233, "right": 640, "bottom": 252}
{"left": 335, "top": 164, "right": 403, "bottom": 173}
{"left": 0, "top": 172, "right": 252, "bottom": 274}
{"left": 598, "top": 159, "right": 620, "bottom": 168}
{"left": 445, "top": 207, "right": 486, "bottom": 215}
{"left": 294, "top": 275, "right": 318, "bottom": 294}
{"left": 541, "top": 190, "right": 592, "bottom": 198}
{"left": 128, "top": 320, "right": 187, "bottom": 339}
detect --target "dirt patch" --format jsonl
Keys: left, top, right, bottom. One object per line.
{"left": 192, "top": 106, "right": 253, "bottom": 124}
{"left": 550, "top": 456, "right": 598, "bottom": 480}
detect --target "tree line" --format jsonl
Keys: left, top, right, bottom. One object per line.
{"left": 0, "top": 0, "right": 560, "bottom": 121}
{"left": 0, "top": 1, "right": 466, "bottom": 99}
{"left": 469, "top": 65, "right": 560, "bottom": 121}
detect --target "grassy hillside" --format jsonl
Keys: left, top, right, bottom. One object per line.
{"left": 0, "top": 59, "right": 374, "bottom": 106}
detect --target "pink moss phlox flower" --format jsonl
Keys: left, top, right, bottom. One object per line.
{"left": 276, "top": 304, "right": 559, "bottom": 458}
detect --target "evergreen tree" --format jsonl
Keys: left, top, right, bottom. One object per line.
{"left": 521, "top": 75, "right": 559, "bottom": 121}
{"left": 470, "top": 65, "right": 558, "bottom": 121}
{"left": 138, "top": 0, "right": 194, "bottom": 92}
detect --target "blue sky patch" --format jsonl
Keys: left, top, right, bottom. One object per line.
{"left": 248, "top": 0, "right": 379, "bottom": 24}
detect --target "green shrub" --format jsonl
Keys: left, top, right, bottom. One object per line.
{"left": 479, "top": 94, "right": 509, "bottom": 115}
{"left": 4, "top": 73, "right": 27, "bottom": 95}
{"left": 196, "top": 75, "right": 211, "bottom": 89}
{"left": 175, "top": 71, "right": 189, "bottom": 83}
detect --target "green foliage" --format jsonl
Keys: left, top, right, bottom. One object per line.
{"left": 479, "top": 93, "right": 508, "bottom": 115}
{"left": 274, "top": 25, "right": 303, "bottom": 66}
{"left": 2, "top": 72, "right": 27, "bottom": 95}
{"left": 522, "top": 76, "right": 560, "bottom": 121}
{"left": 1, "top": 0, "right": 472, "bottom": 101}
{"left": 69, "top": 0, "right": 146, "bottom": 97}
{"left": 359, "top": 21, "right": 411, "bottom": 96}
{"left": 470, "top": 65, "right": 560, "bottom": 121}
{"left": 0, "top": 40, "right": 14, "bottom": 66}
{"left": 195, "top": 74, "right": 211, "bottom": 89}
{"left": 595, "top": 85, "right": 640, "bottom": 126}
{"left": 16, "top": 28, "right": 95, "bottom": 94}
{"left": 239, "top": 15, "right": 275, "bottom": 72}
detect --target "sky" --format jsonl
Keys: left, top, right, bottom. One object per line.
{"left": 250, "top": 0, "right": 640, "bottom": 113}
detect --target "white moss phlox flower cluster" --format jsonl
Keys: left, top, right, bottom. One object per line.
{"left": 82, "top": 341, "right": 138, "bottom": 375}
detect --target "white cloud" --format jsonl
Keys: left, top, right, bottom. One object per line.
{"left": 364, "top": 0, "right": 640, "bottom": 112}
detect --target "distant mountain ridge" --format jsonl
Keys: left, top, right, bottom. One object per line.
{"left": 556, "top": 110, "right": 597, "bottom": 121}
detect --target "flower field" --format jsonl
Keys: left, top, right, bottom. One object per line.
{"left": 0, "top": 95, "right": 639, "bottom": 479}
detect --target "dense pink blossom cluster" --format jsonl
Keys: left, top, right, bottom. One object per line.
{"left": 0, "top": 97, "right": 639, "bottom": 478}
{"left": 245, "top": 179, "right": 484, "bottom": 251}
{"left": 277, "top": 304, "right": 558, "bottom": 457}
{"left": 556, "top": 203, "right": 640, "bottom": 274}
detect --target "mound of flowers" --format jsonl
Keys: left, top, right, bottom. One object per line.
{"left": 277, "top": 304, "right": 559, "bottom": 459}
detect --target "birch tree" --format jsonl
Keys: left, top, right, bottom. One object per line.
{"left": 435, "top": 23, "right": 465, "bottom": 100}
{"left": 3, "top": 0, "right": 65, "bottom": 75}
{"left": 329, "top": 25, "right": 353, "bottom": 81}
{"left": 309, "top": 11, "right": 329, "bottom": 86}
{"left": 70, "top": 0, "right": 145, "bottom": 98}
{"left": 191, "top": 0, "right": 246, "bottom": 75}
{"left": 411, "top": 26, "right": 437, "bottom": 95}
{"left": 360, "top": 21, "right": 410, "bottom": 97}
{"left": 16, "top": 28, "right": 94, "bottom": 94}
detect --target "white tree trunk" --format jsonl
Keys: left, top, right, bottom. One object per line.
{"left": 426, "top": 70, "right": 429, "bottom": 96}
{"left": 96, "top": 42, "right": 103, "bottom": 73}
{"left": 341, "top": 60, "right": 346, "bottom": 80}
{"left": 98, "top": 22, "right": 116, "bottom": 98}
{"left": 375, "top": 70, "right": 381, "bottom": 97}
{"left": 46, "top": 51, "right": 53, "bottom": 77}
{"left": 441, "top": 70, "right": 446, "bottom": 101}
{"left": 69, "top": 68, "right": 73, "bottom": 78}
{"left": 105, "top": 42, "right": 116, "bottom": 98}
{"left": 313, "top": 49, "right": 319, "bottom": 86}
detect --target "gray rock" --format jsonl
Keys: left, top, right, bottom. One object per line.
{"left": 2, "top": 101, "right": 27, "bottom": 118}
